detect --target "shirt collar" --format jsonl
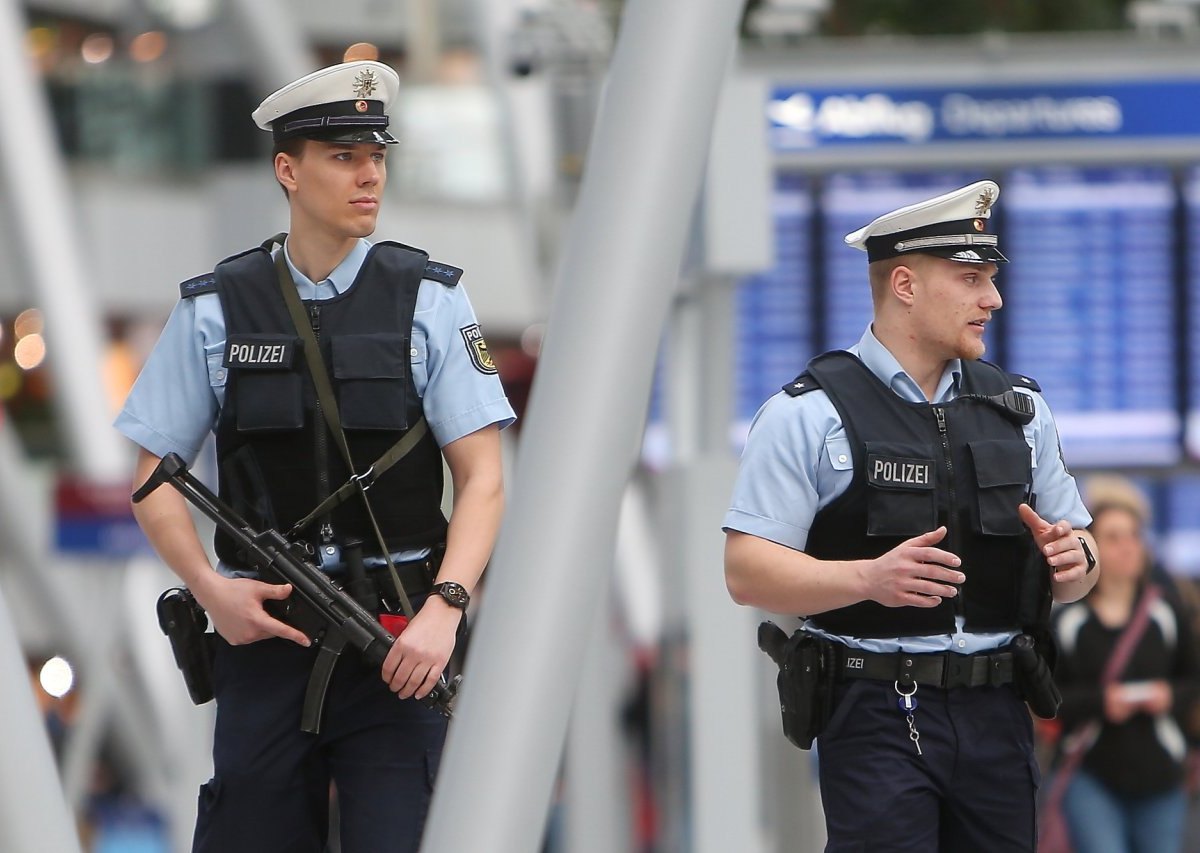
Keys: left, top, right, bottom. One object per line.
{"left": 850, "top": 325, "right": 962, "bottom": 404}
{"left": 281, "top": 237, "right": 372, "bottom": 296}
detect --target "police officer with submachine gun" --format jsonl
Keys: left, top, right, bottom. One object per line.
{"left": 117, "top": 53, "right": 513, "bottom": 852}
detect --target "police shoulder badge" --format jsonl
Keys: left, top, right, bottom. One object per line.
{"left": 460, "top": 324, "right": 497, "bottom": 375}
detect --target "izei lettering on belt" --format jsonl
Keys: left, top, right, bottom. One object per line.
{"left": 867, "top": 455, "right": 933, "bottom": 488}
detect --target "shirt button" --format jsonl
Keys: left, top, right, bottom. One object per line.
{"left": 410, "top": 347, "right": 419, "bottom": 357}
{"left": 957, "top": 639, "right": 966, "bottom": 648}
{"left": 215, "top": 369, "right": 226, "bottom": 381}
{"left": 838, "top": 454, "right": 848, "bottom": 464}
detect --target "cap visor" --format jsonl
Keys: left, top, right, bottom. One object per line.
{"left": 305, "top": 128, "right": 398, "bottom": 145}
{"left": 921, "top": 245, "right": 1009, "bottom": 264}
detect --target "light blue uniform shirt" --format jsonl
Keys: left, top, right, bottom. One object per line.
{"left": 116, "top": 237, "right": 515, "bottom": 572}
{"left": 722, "top": 326, "right": 1090, "bottom": 654}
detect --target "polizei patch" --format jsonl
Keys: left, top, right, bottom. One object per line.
{"left": 460, "top": 324, "right": 497, "bottom": 374}
{"left": 224, "top": 336, "right": 297, "bottom": 369}
{"left": 866, "top": 454, "right": 934, "bottom": 489}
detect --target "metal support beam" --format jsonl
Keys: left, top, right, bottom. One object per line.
{"left": 422, "top": 0, "right": 743, "bottom": 850}
{"left": 0, "top": 583, "right": 84, "bottom": 853}
{"left": 227, "top": 0, "right": 318, "bottom": 91}
{"left": 0, "top": 0, "right": 124, "bottom": 481}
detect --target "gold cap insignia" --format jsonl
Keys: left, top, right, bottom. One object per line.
{"left": 974, "top": 187, "right": 996, "bottom": 216}
{"left": 973, "top": 218, "right": 985, "bottom": 232}
{"left": 352, "top": 68, "right": 379, "bottom": 98}
{"left": 355, "top": 99, "right": 368, "bottom": 113}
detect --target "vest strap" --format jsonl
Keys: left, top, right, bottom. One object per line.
{"left": 273, "top": 250, "right": 417, "bottom": 620}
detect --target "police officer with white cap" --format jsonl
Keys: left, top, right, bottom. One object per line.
{"left": 723, "top": 181, "right": 1100, "bottom": 850}
{"left": 117, "top": 55, "right": 514, "bottom": 851}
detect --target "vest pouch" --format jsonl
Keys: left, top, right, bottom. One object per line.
{"left": 332, "top": 333, "right": 409, "bottom": 430}
{"left": 863, "top": 442, "right": 937, "bottom": 537}
{"left": 225, "top": 334, "right": 302, "bottom": 432}
{"left": 967, "top": 440, "right": 1031, "bottom": 535}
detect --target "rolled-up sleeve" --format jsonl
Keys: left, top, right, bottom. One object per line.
{"left": 414, "top": 279, "right": 515, "bottom": 447}
{"left": 114, "top": 297, "right": 220, "bottom": 464}
{"left": 722, "top": 393, "right": 824, "bottom": 551}
{"left": 1021, "top": 388, "right": 1091, "bottom": 530}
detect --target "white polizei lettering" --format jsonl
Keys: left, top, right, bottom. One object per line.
{"left": 874, "top": 458, "right": 930, "bottom": 485}
{"left": 230, "top": 343, "right": 288, "bottom": 365}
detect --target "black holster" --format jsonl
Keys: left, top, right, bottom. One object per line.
{"left": 1011, "top": 632, "right": 1061, "bottom": 719}
{"left": 156, "top": 587, "right": 216, "bottom": 705}
{"left": 758, "top": 622, "right": 836, "bottom": 749}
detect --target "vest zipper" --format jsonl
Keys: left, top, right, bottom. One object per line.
{"left": 309, "top": 303, "right": 332, "bottom": 540}
{"left": 933, "top": 406, "right": 962, "bottom": 615}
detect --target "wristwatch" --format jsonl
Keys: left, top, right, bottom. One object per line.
{"left": 431, "top": 581, "right": 470, "bottom": 610}
{"left": 1078, "top": 537, "right": 1097, "bottom": 575}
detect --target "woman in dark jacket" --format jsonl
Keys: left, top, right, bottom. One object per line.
{"left": 1052, "top": 499, "right": 1200, "bottom": 853}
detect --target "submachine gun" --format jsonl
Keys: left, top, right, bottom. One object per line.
{"left": 133, "top": 452, "right": 459, "bottom": 731}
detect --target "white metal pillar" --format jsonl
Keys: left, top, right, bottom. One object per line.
{"left": 227, "top": 0, "right": 317, "bottom": 90}
{"left": 421, "top": 0, "right": 744, "bottom": 850}
{"left": 0, "top": 583, "right": 84, "bottom": 853}
{"left": 0, "top": 0, "right": 124, "bottom": 481}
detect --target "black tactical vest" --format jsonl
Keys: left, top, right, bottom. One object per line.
{"left": 791, "top": 351, "right": 1050, "bottom": 638}
{"left": 203, "top": 241, "right": 448, "bottom": 569}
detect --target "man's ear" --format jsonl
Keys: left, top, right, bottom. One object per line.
{"left": 891, "top": 262, "right": 917, "bottom": 307}
{"left": 275, "top": 152, "right": 298, "bottom": 194}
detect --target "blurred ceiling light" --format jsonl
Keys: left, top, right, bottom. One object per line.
{"left": 14, "top": 334, "right": 46, "bottom": 370}
{"left": 0, "top": 364, "right": 22, "bottom": 401}
{"left": 13, "top": 308, "right": 43, "bottom": 339}
{"left": 39, "top": 656, "right": 75, "bottom": 699}
{"left": 24, "top": 27, "right": 56, "bottom": 60}
{"left": 146, "top": 0, "right": 219, "bottom": 29}
{"left": 81, "top": 33, "right": 114, "bottom": 64}
{"left": 130, "top": 31, "right": 168, "bottom": 63}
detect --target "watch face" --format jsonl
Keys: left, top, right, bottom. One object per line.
{"left": 436, "top": 582, "right": 469, "bottom": 608}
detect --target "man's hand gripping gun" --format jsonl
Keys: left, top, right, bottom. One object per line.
{"left": 133, "top": 452, "right": 460, "bottom": 731}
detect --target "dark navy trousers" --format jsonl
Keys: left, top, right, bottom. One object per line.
{"left": 192, "top": 634, "right": 447, "bottom": 853}
{"left": 816, "top": 679, "right": 1039, "bottom": 852}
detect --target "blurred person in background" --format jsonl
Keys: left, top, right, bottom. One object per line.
{"left": 1049, "top": 478, "right": 1200, "bottom": 853}
{"left": 116, "top": 54, "right": 514, "bottom": 852}
{"left": 724, "top": 180, "right": 1098, "bottom": 851}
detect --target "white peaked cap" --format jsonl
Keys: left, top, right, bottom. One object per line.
{"left": 843, "top": 180, "right": 1008, "bottom": 265}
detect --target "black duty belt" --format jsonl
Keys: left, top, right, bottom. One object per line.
{"left": 836, "top": 645, "right": 1015, "bottom": 689}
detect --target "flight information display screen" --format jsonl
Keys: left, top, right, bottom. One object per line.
{"left": 1003, "top": 166, "right": 1179, "bottom": 467}
{"left": 733, "top": 173, "right": 816, "bottom": 442}
{"left": 1184, "top": 167, "right": 1200, "bottom": 460}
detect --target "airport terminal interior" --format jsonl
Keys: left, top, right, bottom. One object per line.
{"left": 6, "top": 0, "right": 1200, "bottom": 851}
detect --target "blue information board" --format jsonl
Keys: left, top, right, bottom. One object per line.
{"left": 1004, "top": 166, "right": 1179, "bottom": 467}
{"left": 769, "top": 79, "right": 1200, "bottom": 151}
{"left": 1184, "top": 167, "right": 1200, "bottom": 460}
{"left": 733, "top": 173, "right": 816, "bottom": 444}
{"left": 1162, "top": 477, "right": 1200, "bottom": 577}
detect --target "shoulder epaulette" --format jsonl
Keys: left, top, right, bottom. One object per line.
{"left": 783, "top": 372, "right": 822, "bottom": 397}
{"left": 423, "top": 260, "right": 463, "bottom": 286}
{"left": 179, "top": 272, "right": 216, "bottom": 299}
{"left": 1007, "top": 371, "right": 1041, "bottom": 393}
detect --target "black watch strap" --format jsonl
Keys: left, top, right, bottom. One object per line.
{"left": 1078, "top": 537, "right": 1097, "bottom": 574}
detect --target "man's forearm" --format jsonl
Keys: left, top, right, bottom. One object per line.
{"left": 724, "top": 531, "right": 869, "bottom": 616}
{"left": 438, "top": 476, "right": 504, "bottom": 595}
{"left": 131, "top": 449, "right": 216, "bottom": 592}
